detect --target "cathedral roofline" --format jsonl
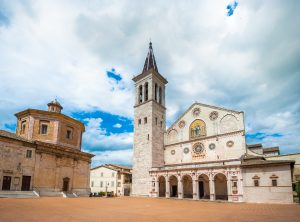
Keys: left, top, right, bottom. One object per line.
{"left": 167, "top": 102, "right": 243, "bottom": 132}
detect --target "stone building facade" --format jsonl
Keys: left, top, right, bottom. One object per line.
{"left": 90, "top": 164, "right": 132, "bottom": 196}
{"left": 132, "top": 42, "right": 295, "bottom": 204}
{"left": 0, "top": 100, "right": 94, "bottom": 197}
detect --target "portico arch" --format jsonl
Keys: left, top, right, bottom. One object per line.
{"left": 169, "top": 175, "right": 178, "bottom": 197}
{"left": 198, "top": 174, "right": 210, "bottom": 199}
{"left": 182, "top": 175, "right": 193, "bottom": 198}
{"left": 158, "top": 176, "right": 166, "bottom": 197}
{"left": 214, "top": 173, "right": 228, "bottom": 200}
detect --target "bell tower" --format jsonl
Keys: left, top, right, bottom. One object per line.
{"left": 132, "top": 42, "right": 167, "bottom": 196}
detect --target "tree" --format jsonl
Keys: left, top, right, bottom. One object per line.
{"left": 296, "top": 181, "right": 300, "bottom": 203}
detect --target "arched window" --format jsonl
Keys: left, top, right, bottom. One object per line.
{"left": 159, "top": 87, "right": 162, "bottom": 104}
{"left": 144, "top": 82, "right": 148, "bottom": 101}
{"left": 139, "top": 85, "right": 143, "bottom": 104}
{"left": 154, "top": 83, "right": 158, "bottom": 101}
{"left": 190, "top": 119, "right": 206, "bottom": 139}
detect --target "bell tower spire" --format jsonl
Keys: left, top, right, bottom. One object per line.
{"left": 142, "top": 41, "right": 158, "bottom": 73}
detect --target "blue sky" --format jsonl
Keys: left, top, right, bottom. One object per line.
{"left": 0, "top": 0, "right": 300, "bottom": 166}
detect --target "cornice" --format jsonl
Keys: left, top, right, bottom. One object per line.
{"left": 15, "top": 109, "right": 85, "bottom": 132}
{"left": 132, "top": 68, "right": 168, "bottom": 84}
{"left": 164, "top": 130, "right": 245, "bottom": 148}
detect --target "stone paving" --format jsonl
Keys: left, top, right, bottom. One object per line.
{"left": 0, "top": 197, "right": 299, "bottom": 222}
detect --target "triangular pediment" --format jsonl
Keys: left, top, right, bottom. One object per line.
{"left": 167, "top": 102, "right": 243, "bottom": 131}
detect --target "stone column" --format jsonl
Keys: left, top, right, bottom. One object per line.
{"left": 155, "top": 178, "right": 159, "bottom": 198}
{"left": 239, "top": 178, "right": 244, "bottom": 202}
{"left": 193, "top": 179, "right": 199, "bottom": 200}
{"left": 209, "top": 178, "right": 215, "bottom": 201}
{"left": 227, "top": 178, "right": 231, "bottom": 201}
{"left": 166, "top": 179, "right": 170, "bottom": 198}
{"left": 178, "top": 178, "right": 183, "bottom": 199}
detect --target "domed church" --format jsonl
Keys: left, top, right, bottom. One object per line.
{"left": 131, "top": 42, "right": 294, "bottom": 203}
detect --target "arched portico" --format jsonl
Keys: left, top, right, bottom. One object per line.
{"left": 214, "top": 173, "right": 228, "bottom": 200}
{"left": 182, "top": 175, "right": 193, "bottom": 198}
{"left": 158, "top": 176, "right": 166, "bottom": 197}
{"left": 169, "top": 175, "right": 178, "bottom": 197}
{"left": 198, "top": 174, "right": 210, "bottom": 199}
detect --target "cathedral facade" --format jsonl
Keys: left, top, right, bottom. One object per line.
{"left": 132, "top": 43, "right": 294, "bottom": 204}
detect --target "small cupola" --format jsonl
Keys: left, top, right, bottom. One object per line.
{"left": 47, "top": 99, "right": 63, "bottom": 113}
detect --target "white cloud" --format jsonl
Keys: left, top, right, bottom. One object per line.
{"left": 113, "top": 123, "right": 122, "bottom": 128}
{"left": 82, "top": 118, "right": 133, "bottom": 152}
{"left": 0, "top": 0, "right": 300, "bottom": 158}
{"left": 91, "top": 149, "right": 133, "bottom": 167}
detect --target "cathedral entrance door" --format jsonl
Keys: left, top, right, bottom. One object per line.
{"left": 21, "top": 176, "right": 31, "bottom": 191}
{"left": 2, "top": 176, "right": 11, "bottom": 190}
{"left": 199, "top": 181, "right": 204, "bottom": 198}
{"left": 171, "top": 186, "right": 177, "bottom": 197}
{"left": 62, "top": 178, "right": 69, "bottom": 192}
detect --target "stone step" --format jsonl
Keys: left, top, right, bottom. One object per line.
{"left": 0, "top": 191, "right": 39, "bottom": 198}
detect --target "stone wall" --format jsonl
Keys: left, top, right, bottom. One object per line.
{"left": 242, "top": 164, "right": 293, "bottom": 203}
{"left": 0, "top": 138, "right": 35, "bottom": 191}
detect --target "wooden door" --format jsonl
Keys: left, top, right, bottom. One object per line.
{"left": 21, "top": 176, "right": 31, "bottom": 191}
{"left": 63, "top": 178, "right": 69, "bottom": 191}
{"left": 2, "top": 176, "right": 11, "bottom": 190}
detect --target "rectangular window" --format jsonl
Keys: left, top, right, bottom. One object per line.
{"left": 111, "top": 181, "right": 114, "bottom": 187}
{"left": 144, "top": 117, "right": 147, "bottom": 124}
{"left": 112, "top": 172, "right": 115, "bottom": 177}
{"left": 66, "top": 129, "right": 73, "bottom": 139}
{"left": 21, "top": 120, "right": 26, "bottom": 134}
{"left": 101, "top": 172, "right": 103, "bottom": 177}
{"left": 100, "top": 181, "right": 103, "bottom": 187}
{"left": 160, "top": 121, "right": 163, "bottom": 128}
{"left": 40, "top": 124, "right": 48, "bottom": 134}
{"left": 254, "top": 180, "right": 259, "bottom": 187}
{"left": 272, "top": 179, "right": 277, "bottom": 187}
{"left": 138, "top": 119, "right": 141, "bottom": 125}
{"left": 91, "top": 181, "right": 94, "bottom": 187}
{"left": 155, "top": 117, "right": 158, "bottom": 125}
{"left": 26, "top": 150, "right": 32, "bottom": 158}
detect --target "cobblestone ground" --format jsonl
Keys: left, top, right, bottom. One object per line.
{"left": 0, "top": 197, "right": 299, "bottom": 222}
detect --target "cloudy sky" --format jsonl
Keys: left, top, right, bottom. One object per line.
{"left": 0, "top": 0, "right": 299, "bottom": 166}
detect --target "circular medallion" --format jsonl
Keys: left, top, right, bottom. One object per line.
{"left": 209, "top": 111, "right": 219, "bottom": 121}
{"left": 192, "top": 143, "right": 204, "bottom": 154}
{"left": 178, "top": 120, "right": 186, "bottom": 128}
{"left": 193, "top": 108, "right": 201, "bottom": 117}
{"left": 183, "top": 147, "right": 189, "bottom": 154}
{"left": 226, "top": 140, "right": 234, "bottom": 148}
{"left": 209, "top": 143, "right": 216, "bottom": 150}
{"left": 171, "top": 150, "right": 176, "bottom": 155}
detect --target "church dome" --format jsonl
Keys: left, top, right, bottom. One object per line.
{"left": 47, "top": 99, "right": 63, "bottom": 113}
